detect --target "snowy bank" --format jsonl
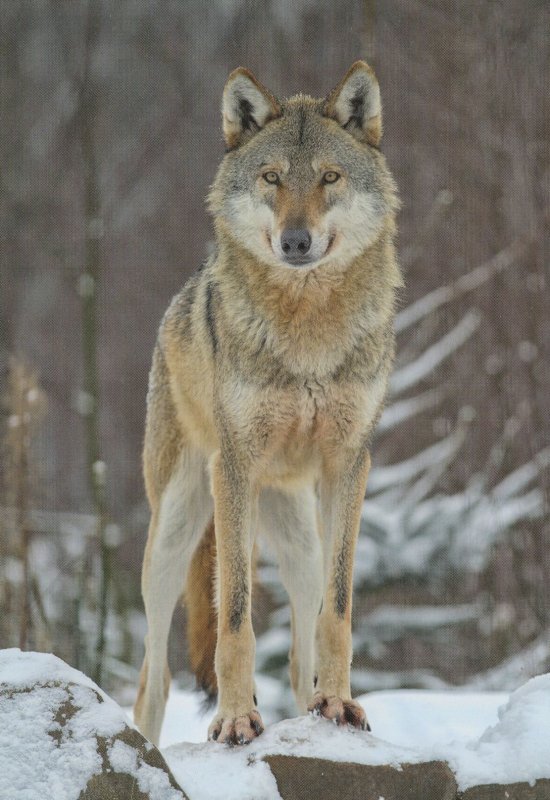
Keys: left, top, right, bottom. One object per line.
{"left": 157, "top": 678, "right": 550, "bottom": 798}
{"left": 3, "top": 649, "right": 550, "bottom": 800}
{"left": 163, "top": 714, "right": 455, "bottom": 800}
{"left": 0, "top": 649, "right": 186, "bottom": 800}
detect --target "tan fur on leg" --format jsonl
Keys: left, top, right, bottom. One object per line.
{"left": 185, "top": 517, "right": 218, "bottom": 701}
{"left": 208, "top": 453, "right": 264, "bottom": 744}
{"left": 313, "top": 449, "right": 372, "bottom": 730}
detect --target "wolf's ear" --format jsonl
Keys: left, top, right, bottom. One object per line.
{"left": 324, "top": 61, "right": 382, "bottom": 147}
{"left": 222, "top": 68, "right": 281, "bottom": 150}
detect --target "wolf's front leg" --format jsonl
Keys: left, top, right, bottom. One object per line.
{"left": 310, "top": 447, "right": 372, "bottom": 731}
{"left": 208, "top": 452, "right": 264, "bottom": 745}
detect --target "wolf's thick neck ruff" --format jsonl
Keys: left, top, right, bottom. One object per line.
{"left": 211, "top": 217, "right": 400, "bottom": 379}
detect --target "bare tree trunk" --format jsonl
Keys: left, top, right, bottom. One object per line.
{"left": 14, "top": 384, "right": 31, "bottom": 650}
{"left": 5, "top": 359, "right": 45, "bottom": 650}
{"left": 76, "top": 0, "right": 111, "bottom": 686}
{"left": 363, "top": 0, "right": 376, "bottom": 64}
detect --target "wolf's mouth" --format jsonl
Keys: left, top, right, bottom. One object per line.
{"left": 266, "top": 231, "right": 337, "bottom": 266}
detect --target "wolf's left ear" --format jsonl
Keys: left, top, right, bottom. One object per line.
{"left": 222, "top": 68, "right": 281, "bottom": 150}
{"left": 324, "top": 61, "right": 382, "bottom": 147}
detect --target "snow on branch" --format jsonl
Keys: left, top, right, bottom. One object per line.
{"left": 368, "top": 423, "right": 468, "bottom": 493}
{"left": 355, "top": 602, "right": 483, "bottom": 644}
{"left": 356, "top": 446, "right": 548, "bottom": 586}
{"left": 492, "top": 447, "right": 550, "bottom": 501}
{"left": 351, "top": 667, "right": 450, "bottom": 692}
{"left": 467, "top": 629, "right": 550, "bottom": 690}
{"left": 395, "top": 238, "right": 528, "bottom": 334}
{"left": 390, "top": 310, "right": 481, "bottom": 395}
{"left": 378, "top": 389, "right": 442, "bottom": 433}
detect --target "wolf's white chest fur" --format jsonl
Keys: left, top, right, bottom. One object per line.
{"left": 220, "top": 372, "right": 385, "bottom": 489}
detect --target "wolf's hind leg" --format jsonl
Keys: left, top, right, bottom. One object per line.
{"left": 259, "top": 486, "right": 323, "bottom": 713}
{"left": 134, "top": 449, "right": 213, "bottom": 745}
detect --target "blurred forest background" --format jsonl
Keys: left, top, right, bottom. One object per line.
{"left": 1, "top": 0, "right": 549, "bottom": 711}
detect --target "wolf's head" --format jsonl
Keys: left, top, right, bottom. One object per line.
{"left": 209, "top": 61, "right": 398, "bottom": 272}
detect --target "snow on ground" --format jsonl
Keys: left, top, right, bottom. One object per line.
{"left": 145, "top": 674, "right": 287, "bottom": 749}
{"left": 448, "top": 674, "right": 550, "bottom": 790}
{"left": 140, "top": 677, "right": 550, "bottom": 798}
{"left": 0, "top": 646, "right": 108, "bottom": 698}
{"left": 3, "top": 648, "right": 550, "bottom": 799}
{"left": 364, "top": 685, "right": 550, "bottom": 788}
{"left": 363, "top": 689, "right": 507, "bottom": 751}
{"left": 163, "top": 715, "right": 427, "bottom": 800}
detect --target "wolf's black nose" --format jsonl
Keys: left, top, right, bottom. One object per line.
{"left": 281, "top": 229, "right": 312, "bottom": 261}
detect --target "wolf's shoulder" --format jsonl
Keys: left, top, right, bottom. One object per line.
{"left": 157, "top": 258, "right": 215, "bottom": 345}
{"left": 164, "top": 259, "right": 213, "bottom": 320}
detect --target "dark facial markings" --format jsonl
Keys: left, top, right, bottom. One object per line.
{"left": 298, "top": 106, "right": 306, "bottom": 145}
{"left": 205, "top": 281, "right": 218, "bottom": 354}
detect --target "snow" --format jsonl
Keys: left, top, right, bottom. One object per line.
{"left": 0, "top": 650, "right": 125, "bottom": 800}
{"left": 0, "top": 649, "right": 178, "bottom": 800}
{"left": 134, "top": 673, "right": 290, "bottom": 749}
{"left": 157, "top": 678, "right": 550, "bottom": 797}
{"left": 1, "top": 683, "right": 103, "bottom": 800}
{"left": 394, "top": 239, "right": 521, "bottom": 334}
{"left": 362, "top": 690, "right": 507, "bottom": 753}
{"left": 449, "top": 674, "right": 550, "bottom": 790}
{"left": 390, "top": 310, "right": 480, "bottom": 395}
{"left": 3, "top": 649, "right": 550, "bottom": 798}
{"left": 358, "top": 602, "right": 482, "bottom": 634}
{"left": 157, "top": 689, "right": 503, "bottom": 799}
{"left": 362, "top": 681, "right": 550, "bottom": 790}
{"left": 163, "top": 715, "right": 426, "bottom": 800}
{"left": 0, "top": 646, "right": 110, "bottom": 703}
{"left": 165, "top": 740, "right": 281, "bottom": 800}
{"left": 109, "top": 739, "right": 182, "bottom": 800}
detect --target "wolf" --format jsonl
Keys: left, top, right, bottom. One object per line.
{"left": 134, "top": 60, "right": 402, "bottom": 746}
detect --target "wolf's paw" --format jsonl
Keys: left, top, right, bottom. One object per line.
{"left": 308, "top": 692, "right": 371, "bottom": 731}
{"left": 208, "top": 709, "right": 264, "bottom": 745}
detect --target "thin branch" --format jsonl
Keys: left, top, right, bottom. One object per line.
{"left": 390, "top": 309, "right": 481, "bottom": 395}
{"left": 395, "top": 237, "right": 529, "bottom": 334}
{"left": 378, "top": 389, "right": 443, "bottom": 433}
{"left": 367, "top": 423, "right": 468, "bottom": 494}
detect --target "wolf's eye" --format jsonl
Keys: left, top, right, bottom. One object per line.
{"left": 263, "top": 171, "right": 280, "bottom": 185}
{"left": 322, "top": 171, "right": 340, "bottom": 185}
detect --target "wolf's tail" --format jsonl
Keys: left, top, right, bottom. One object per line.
{"left": 185, "top": 517, "right": 218, "bottom": 704}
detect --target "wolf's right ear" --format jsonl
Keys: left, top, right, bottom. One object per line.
{"left": 222, "top": 68, "right": 281, "bottom": 150}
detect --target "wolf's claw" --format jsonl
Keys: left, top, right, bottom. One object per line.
{"left": 308, "top": 692, "right": 370, "bottom": 732}
{"left": 208, "top": 709, "right": 264, "bottom": 745}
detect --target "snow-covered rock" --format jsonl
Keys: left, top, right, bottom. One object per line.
{"left": 3, "top": 649, "right": 550, "bottom": 800}
{"left": 159, "top": 677, "right": 550, "bottom": 799}
{"left": 0, "top": 649, "right": 187, "bottom": 800}
{"left": 163, "top": 714, "right": 456, "bottom": 800}
{"left": 448, "top": 673, "right": 550, "bottom": 793}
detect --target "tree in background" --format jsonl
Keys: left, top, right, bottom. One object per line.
{"left": 1, "top": 360, "right": 47, "bottom": 651}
